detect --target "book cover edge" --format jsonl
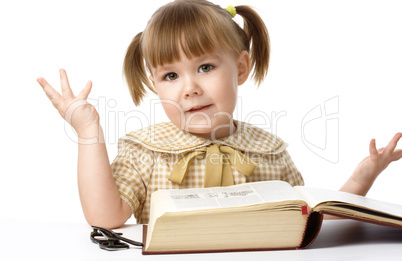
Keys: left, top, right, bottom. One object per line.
{"left": 141, "top": 211, "right": 323, "bottom": 255}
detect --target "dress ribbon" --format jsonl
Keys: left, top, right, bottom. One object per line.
{"left": 169, "top": 143, "right": 257, "bottom": 187}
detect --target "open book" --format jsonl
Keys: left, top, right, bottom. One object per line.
{"left": 142, "top": 180, "right": 402, "bottom": 254}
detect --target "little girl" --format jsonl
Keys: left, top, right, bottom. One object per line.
{"left": 37, "top": 0, "right": 402, "bottom": 228}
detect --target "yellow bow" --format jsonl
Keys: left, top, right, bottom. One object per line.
{"left": 169, "top": 144, "right": 257, "bottom": 187}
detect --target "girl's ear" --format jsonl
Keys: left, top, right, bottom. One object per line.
{"left": 237, "top": 50, "right": 251, "bottom": 86}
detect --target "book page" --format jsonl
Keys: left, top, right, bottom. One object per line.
{"left": 159, "top": 181, "right": 305, "bottom": 212}
{"left": 295, "top": 186, "right": 402, "bottom": 218}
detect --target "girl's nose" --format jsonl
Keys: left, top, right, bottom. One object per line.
{"left": 183, "top": 76, "right": 203, "bottom": 98}
{"left": 185, "top": 90, "right": 200, "bottom": 97}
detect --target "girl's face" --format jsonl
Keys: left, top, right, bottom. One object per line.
{"left": 150, "top": 48, "right": 249, "bottom": 140}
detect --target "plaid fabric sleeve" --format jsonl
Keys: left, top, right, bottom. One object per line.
{"left": 111, "top": 138, "right": 154, "bottom": 221}
{"left": 280, "top": 149, "right": 304, "bottom": 186}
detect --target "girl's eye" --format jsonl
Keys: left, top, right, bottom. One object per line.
{"left": 199, "top": 64, "right": 213, "bottom": 73}
{"left": 164, "top": 73, "right": 178, "bottom": 81}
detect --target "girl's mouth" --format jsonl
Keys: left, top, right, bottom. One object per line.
{"left": 188, "top": 104, "right": 212, "bottom": 112}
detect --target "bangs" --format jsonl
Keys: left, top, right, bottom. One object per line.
{"left": 142, "top": 0, "right": 245, "bottom": 69}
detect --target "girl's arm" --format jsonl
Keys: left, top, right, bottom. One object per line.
{"left": 37, "top": 69, "right": 131, "bottom": 228}
{"left": 325, "top": 133, "right": 402, "bottom": 220}
{"left": 340, "top": 133, "right": 402, "bottom": 196}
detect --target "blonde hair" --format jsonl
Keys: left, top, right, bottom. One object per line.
{"left": 124, "top": 0, "right": 270, "bottom": 106}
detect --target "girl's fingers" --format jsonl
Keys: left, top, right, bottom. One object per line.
{"left": 59, "top": 68, "right": 74, "bottom": 99}
{"left": 369, "top": 139, "right": 379, "bottom": 160}
{"left": 384, "top": 132, "right": 402, "bottom": 155}
{"left": 37, "top": 77, "right": 62, "bottom": 107}
{"left": 78, "top": 80, "right": 93, "bottom": 99}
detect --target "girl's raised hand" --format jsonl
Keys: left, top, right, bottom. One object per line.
{"left": 344, "top": 133, "right": 402, "bottom": 196}
{"left": 37, "top": 69, "right": 99, "bottom": 136}
{"left": 364, "top": 133, "right": 402, "bottom": 176}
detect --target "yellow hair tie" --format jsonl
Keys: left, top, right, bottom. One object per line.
{"left": 225, "top": 5, "right": 236, "bottom": 18}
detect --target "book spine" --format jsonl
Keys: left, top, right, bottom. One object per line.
{"left": 298, "top": 211, "right": 324, "bottom": 249}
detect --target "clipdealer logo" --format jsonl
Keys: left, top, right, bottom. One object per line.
{"left": 301, "top": 96, "right": 339, "bottom": 164}
{"left": 63, "top": 96, "right": 340, "bottom": 164}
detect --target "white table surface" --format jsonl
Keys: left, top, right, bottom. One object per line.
{"left": 1, "top": 217, "right": 402, "bottom": 261}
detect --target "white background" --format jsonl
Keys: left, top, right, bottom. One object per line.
{"left": 1, "top": 0, "right": 401, "bottom": 224}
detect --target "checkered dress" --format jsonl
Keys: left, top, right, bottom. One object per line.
{"left": 111, "top": 120, "right": 304, "bottom": 224}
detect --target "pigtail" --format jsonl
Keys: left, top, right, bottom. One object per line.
{"left": 235, "top": 6, "right": 270, "bottom": 86}
{"left": 123, "top": 32, "right": 156, "bottom": 106}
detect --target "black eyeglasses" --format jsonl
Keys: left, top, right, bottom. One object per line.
{"left": 90, "top": 226, "right": 143, "bottom": 251}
